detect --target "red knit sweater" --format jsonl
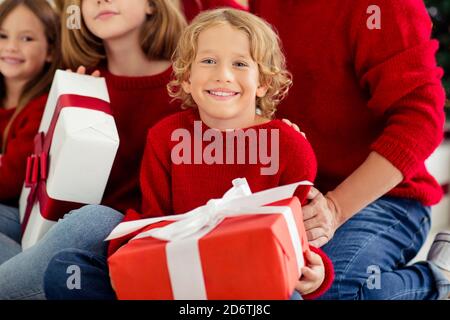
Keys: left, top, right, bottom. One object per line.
{"left": 108, "top": 109, "right": 334, "bottom": 299}
{"left": 142, "top": 108, "right": 317, "bottom": 215}
{"left": 181, "top": 0, "right": 247, "bottom": 21}
{"left": 0, "top": 94, "right": 47, "bottom": 205}
{"left": 99, "top": 67, "right": 181, "bottom": 213}
{"left": 248, "top": 0, "right": 446, "bottom": 205}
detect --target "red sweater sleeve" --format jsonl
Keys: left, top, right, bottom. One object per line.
{"left": 302, "top": 246, "right": 335, "bottom": 300}
{"left": 139, "top": 127, "right": 173, "bottom": 217}
{"left": 278, "top": 124, "right": 317, "bottom": 204}
{"left": 108, "top": 126, "right": 173, "bottom": 256}
{"left": 182, "top": 0, "right": 247, "bottom": 21}
{"left": 0, "top": 95, "right": 46, "bottom": 204}
{"left": 202, "top": 0, "right": 247, "bottom": 10}
{"left": 353, "top": 0, "right": 445, "bottom": 179}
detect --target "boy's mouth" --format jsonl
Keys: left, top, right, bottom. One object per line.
{"left": 206, "top": 89, "right": 240, "bottom": 98}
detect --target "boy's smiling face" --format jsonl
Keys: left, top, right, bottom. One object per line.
{"left": 182, "top": 23, "right": 268, "bottom": 129}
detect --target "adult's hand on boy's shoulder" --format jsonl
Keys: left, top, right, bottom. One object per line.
{"left": 302, "top": 187, "right": 340, "bottom": 248}
{"left": 282, "top": 118, "right": 306, "bottom": 138}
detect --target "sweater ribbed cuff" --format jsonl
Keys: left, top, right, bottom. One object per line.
{"left": 371, "top": 134, "right": 421, "bottom": 180}
{"left": 302, "top": 246, "right": 335, "bottom": 300}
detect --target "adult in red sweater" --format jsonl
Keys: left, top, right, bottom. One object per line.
{"left": 247, "top": 0, "right": 449, "bottom": 299}
{"left": 181, "top": 0, "right": 247, "bottom": 21}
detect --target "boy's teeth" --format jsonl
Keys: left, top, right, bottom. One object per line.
{"left": 210, "top": 91, "right": 235, "bottom": 96}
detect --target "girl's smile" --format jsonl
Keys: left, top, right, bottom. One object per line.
{"left": 0, "top": 56, "right": 25, "bottom": 65}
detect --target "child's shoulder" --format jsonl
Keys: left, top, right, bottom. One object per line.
{"left": 147, "top": 108, "right": 198, "bottom": 139}
{"left": 269, "top": 119, "right": 315, "bottom": 155}
{"left": 19, "top": 93, "right": 48, "bottom": 116}
{"left": 269, "top": 119, "right": 308, "bottom": 140}
{"left": 28, "top": 93, "right": 49, "bottom": 109}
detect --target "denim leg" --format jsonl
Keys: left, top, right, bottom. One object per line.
{"left": 318, "top": 196, "right": 449, "bottom": 300}
{"left": 0, "top": 233, "right": 22, "bottom": 264}
{"left": 44, "top": 250, "right": 306, "bottom": 300}
{"left": 0, "top": 204, "right": 22, "bottom": 264}
{"left": 289, "top": 290, "right": 303, "bottom": 300}
{"left": 0, "top": 205, "right": 123, "bottom": 300}
{"left": 0, "top": 204, "right": 21, "bottom": 242}
{"left": 44, "top": 248, "right": 115, "bottom": 300}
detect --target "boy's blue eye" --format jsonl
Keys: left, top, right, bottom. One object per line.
{"left": 234, "top": 61, "right": 248, "bottom": 68}
{"left": 201, "top": 58, "right": 215, "bottom": 64}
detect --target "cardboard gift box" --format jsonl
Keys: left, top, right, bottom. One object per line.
{"left": 107, "top": 179, "right": 311, "bottom": 300}
{"left": 19, "top": 70, "right": 120, "bottom": 249}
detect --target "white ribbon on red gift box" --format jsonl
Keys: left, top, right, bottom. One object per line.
{"left": 106, "top": 178, "right": 312, "bottom": 300}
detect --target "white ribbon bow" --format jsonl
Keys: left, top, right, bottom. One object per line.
{"left": 106, "top": 178, "right": 312, "bottom": 299}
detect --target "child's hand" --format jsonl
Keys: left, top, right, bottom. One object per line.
{"left": 282, "top": 119, "right": 306, "bottom": 138}
{"left": 66, "top": 65, "right": 101, "bottom": 77}
{"left": 295, "top": 250, "right": 325, "bottom": 295}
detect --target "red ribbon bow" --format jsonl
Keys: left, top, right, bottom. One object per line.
{"left": 25, "top": 133, "right": 47, "bottom": 188}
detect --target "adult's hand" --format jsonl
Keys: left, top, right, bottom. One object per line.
{"left": 302, "top": 187, "right": 340, "bottom": 248}
{"left": 281, "top": 119, "right": 306, "bottom": 138}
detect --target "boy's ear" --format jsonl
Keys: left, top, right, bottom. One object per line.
{"left": 256, "top": 78, "right": 271, "bottom": 98}
{"left": 256, "top": 84, "right": 269, "bottom": 98}
{"left": 182, "top": 79, "right": 192, "bottom": 94}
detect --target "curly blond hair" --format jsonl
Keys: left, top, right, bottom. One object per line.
{"left": 167, "top": 8, "right": 292, "bottom": 119}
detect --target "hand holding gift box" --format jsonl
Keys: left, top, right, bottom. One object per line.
{"left": 107, "top": 178, "right": 312, "bottom": 300}
{"left": 19, "top": 70, "right": 120, "bottom": 249}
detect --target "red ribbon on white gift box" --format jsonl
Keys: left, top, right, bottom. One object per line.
{"left": 106, "top": 178, "right": 312, "bottom": 300}
{"left": 21, "top": 94, "right": 111, "bottom": 234}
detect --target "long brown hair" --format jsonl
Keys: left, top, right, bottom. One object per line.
{"left": 61, "top": 0, "right": 187, "bottom": 69}
{"left": 0, "top": 0, "right": 61, "bottom": 150}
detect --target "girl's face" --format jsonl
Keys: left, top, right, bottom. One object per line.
{"left": 183, "top": 24, "right": 268, "bottom": 128}
{"left": 0, "top": 5, "right": 51, "bottom": 82}
{"left": 82, "top": 0, "right": 153, "bottom": 41}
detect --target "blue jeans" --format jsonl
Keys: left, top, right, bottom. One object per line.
{"left": 317, "top": 196, "right": 450, "bottom": 300}
{"left": 44, "top": 245, "right": 303, "bottom": 300}
{"left": 0, "top": 205, "right": 123, "bottom": 299}
{"left": 29, "top": 197, "right": 450, "bottom": 300}
{"left": 0, "top": 204, "right": 22, "bottom": 264}
{"left": 44, "top": 197, "right": 450, "bottom": 300}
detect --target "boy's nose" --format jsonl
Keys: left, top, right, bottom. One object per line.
{"left": 215, "top": 65, "right": 234, "bottom": 83}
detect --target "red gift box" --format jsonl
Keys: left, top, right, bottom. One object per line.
{"left": 108, "top": 192, "right": 310, "bottom": 300}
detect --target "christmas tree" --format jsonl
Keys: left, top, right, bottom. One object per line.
{"left": 425, "top": 0, "right": 450, "bottom": 117}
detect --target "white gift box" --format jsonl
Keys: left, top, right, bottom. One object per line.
{"left": 19, "top": 70, "right": 120, "bottom": 249}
